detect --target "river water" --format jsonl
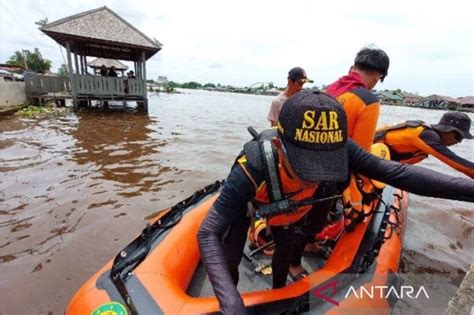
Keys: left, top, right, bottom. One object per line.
{"left": 0, "top": 89, "right": 473, "bottom": 314}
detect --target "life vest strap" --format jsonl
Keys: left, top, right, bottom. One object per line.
{"left": 261, "top": 140, "right": 283, "bottom": 201}
{"left": 258, "top": 194, "right": 342, "bottom": 218}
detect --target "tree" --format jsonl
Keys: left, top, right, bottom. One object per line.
{"left": 167, "top": 81, "right": 179, "bottom": 88}
{"left": 203, "top": 83, "right": 216, "bottom": 88}
{"left": 181, "top": 81, "right": 202, "bottom": 89}
{"left": 7, "top": 48, "right": 52, "bottom": 73}
{"left": 57, "top": 64, "right": 68, "bottom": 77}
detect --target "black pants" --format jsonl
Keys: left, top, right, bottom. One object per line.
{"left": 272, "top": 184, "right": 339, "bottom": 288}
{"left": 222, "top": 187, "right": 337, "bottom": 289}
{"left": 270, "top": 204, "right": 333, "bottom": 288}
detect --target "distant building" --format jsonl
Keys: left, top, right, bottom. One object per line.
{"left": 457, "top": 96, "right": 474, "bottom": 113}
{"left": 0, "top": 64, "right": 23, "bottom": 72}
{"left": 156, "top": 76, "right": 169, "bottom": 86}
{"left": 88, "top": 58, "right": 128, "bottom": 76}
{"left": 420, "top": 95, "right": 460, "bottom": 110}
{"left": 403, "top": 93, "right": 423, "bottom": 106}
{"left": 378, "top": 90, "right": 404, "bottom": 106}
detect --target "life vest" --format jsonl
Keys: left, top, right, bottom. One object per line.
{"left": 253, "top": 164, "right": 318, "bottom": 226}
{"left": 374, "top": 120, "right": 430, "bottom": 163}
{"left": 342, "top": 143, "right": 391, "bottom": 231}
{"left": 238, "top": 128, "right": 327, "bottom": 227}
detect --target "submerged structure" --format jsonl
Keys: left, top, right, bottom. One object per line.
{"left": 26, "top": 6, "right": 161, "bottom": 112}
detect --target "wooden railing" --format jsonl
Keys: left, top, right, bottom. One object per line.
{"left": 25, "top": 73, "right": 70, "bottom": 95}
{"left": 25, "top": 73, "right": 146, "bottom": 98}
{"left": 75, "top": 75, "right": 145, "bottom": 97}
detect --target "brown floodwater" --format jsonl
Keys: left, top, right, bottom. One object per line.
{"left": 0, "top": 90, "right": 473, "bottom": 314}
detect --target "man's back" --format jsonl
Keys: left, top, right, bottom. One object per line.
{"left": 327, "top": 72, "right": 380, "bottom": 151}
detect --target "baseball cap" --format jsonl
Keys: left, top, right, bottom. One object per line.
{"left": 431, "top": 112, "right": 473, "bottom": 139}
{"left": 288, "top": 67, "right": 314, "bottom": 83}
{"left": 354, "top": 48, "right": 390, "bottom": 81}
{"left": 277, "top": 90, "right": 348, "bottom": 182}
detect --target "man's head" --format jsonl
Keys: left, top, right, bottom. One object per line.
{"left": 432, "top": 112, "right": 473, "bottom": 146}
{"left": 275, "top": 90, "right": 348, "bottom": 183}
{"left": 286, "top": 67, "right": 313, "bottom": 96}
{"left": 352, "top": 47, "right": 390, "bottom": 90}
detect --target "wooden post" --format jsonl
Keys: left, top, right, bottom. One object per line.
{"left": 66, "top": 42, "right": 77, "bottom": 110}
{"left": 79, "top": 54, "right": 84, "bottom": 75}
{"left": 74, "top": 53, "right": 80, "bottom": 75}
{"left": 82, "top": 55, "right": 87, "bottom": 74}
{"left": 141, "top": 51, "right": 148, "bottom": 112}
{"left": 141, "top": 51, "right": 147, "bottom": 81}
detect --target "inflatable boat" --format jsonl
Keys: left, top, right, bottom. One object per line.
{"left": 66, "top": 178, "right": 408, "bottom": 315}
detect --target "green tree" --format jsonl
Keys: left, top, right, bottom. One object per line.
{"left": 181, "top": 81, "right": 202, "bottom": 89}
{"left": 7, "top": 48, "right": 52, "bottom": 73}
{"left": 57, "top": 64, "right": 68, "bottom": 76}
{"left": 167, "top": 81, "right": 179, "bottom": 88}
{"left": 268, "top": 82, "right": 274, "bottom": 89}
{"left": 203, "top": 83, "right": 216, "bottom": 88}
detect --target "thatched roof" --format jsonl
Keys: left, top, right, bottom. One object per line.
{"left": 88, "top": 58, "right": 128, "bottom": 70}
{"left": 41, "top": 6, "right": 162, "bottom": 61}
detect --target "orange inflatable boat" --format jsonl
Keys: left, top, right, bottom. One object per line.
{"left": 66, "top": 177, "right": 408, "bottom": 315}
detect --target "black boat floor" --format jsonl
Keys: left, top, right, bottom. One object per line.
{"left": 187, "top": 244, "right": 326, "bottom": 297}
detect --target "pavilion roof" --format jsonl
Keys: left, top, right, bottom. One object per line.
{"left": 41, "top": 6, "right": 162, "bottom": 61}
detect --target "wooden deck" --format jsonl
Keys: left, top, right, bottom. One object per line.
{"left": 25, "top": 73, "right": 148, "bottom": 110}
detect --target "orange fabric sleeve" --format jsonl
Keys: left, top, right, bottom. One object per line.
{"left": 351, "top": 102, "right": 380, "bottom": 151}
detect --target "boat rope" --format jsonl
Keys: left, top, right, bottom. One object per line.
{"left": 384, "top": 193, "right": 403, "bottom": 240}
{"left": 357, "top": 190, "right": 404, "bottom": 273}
{"left": 110, "top": 180, "right": 225, "bottom": 315}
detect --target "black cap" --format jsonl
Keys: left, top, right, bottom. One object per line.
{"left": 354, "top": 48, "right": 390, "bottom": 81}
{"left": 288, "top": 67, "right": 314, "bottom": 83}
{"left": 431, "top": 112, "right": 473, "bottom": 139}
{"left": 277, "top": 90, "right": 348, "bottom": 182}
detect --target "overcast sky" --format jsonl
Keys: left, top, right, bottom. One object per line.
{"left": 1, "top": 0, "right": 473, "bottom": 97}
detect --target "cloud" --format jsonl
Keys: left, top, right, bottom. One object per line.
{"left": 209, "top": 64, "right": 223, "bottom": 69}
{"left": 0, "top": 0, "right": 472, "bottom": 96}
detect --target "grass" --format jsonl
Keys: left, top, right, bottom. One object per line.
{"left": 16, "top": 103, "right": 70, "bottom": 118}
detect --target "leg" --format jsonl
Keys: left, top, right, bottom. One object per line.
{"left": 222, "top": 215, "right": 250, "bottom": 285}
{"left": 290, "top": 184, "right": 338, "bottom": 268}
{"left": 271, "top": 225, "right": 296, "bottom": 288}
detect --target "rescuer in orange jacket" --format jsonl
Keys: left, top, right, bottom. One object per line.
{"left": 326, "top": 47, "right": 389, "bottom": 151}
{"left": 375, "top": 112, "right": 474, "bottom": 178}
{"left": 325, "top": 47, "right": 390, "bottom": 230}
{"left": 197, "top": 91, "right": 474, "bottom": 314}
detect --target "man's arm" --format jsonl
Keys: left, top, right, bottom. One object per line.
{"left": 347, "top": 140, "right": 474, "bottom": 201}
{"left": 417, "top": 129, "right": 474, "bottom": 178}
{"left": 197, "top": 164, "right": 261, "bottom": 313}
{"left": 267, "top": 98, "right": 282, "bottom": 126}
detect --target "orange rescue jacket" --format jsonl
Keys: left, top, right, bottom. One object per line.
{"left": 375, "top": 121, "right": 474, "bottom": 178}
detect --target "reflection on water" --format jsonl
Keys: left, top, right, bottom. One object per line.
{"left": 0, "top": 89, "right": 473, "bottom": 314}
{"left": 70, "top": 112, "right": 176, "bottom": 196}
